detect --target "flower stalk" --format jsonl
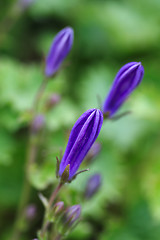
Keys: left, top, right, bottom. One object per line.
{"left": 11, "top": 78, "right": 49, "bottom": 240}
{"left": 48, "top": 183, "right": 64, "bottom": 208}
{"left": 39, "top": 183, "right": 64, "bottom": 239}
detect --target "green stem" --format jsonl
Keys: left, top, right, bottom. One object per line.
{"left": 54, "top": 234, "right": 62, "bottom": 240}
{"left": 48, "top": 183, "right": 63, "bottom": 208}
{"left": 10, "top": 176, "right": 31, "bottom": 240}
{"left": 50, "top": 226, "right": 63, "bottom": 240}
{"left": 11, "top": 78, "right": 49, "bottom": 240}
{"left": 0, "top": 2, "right": 21, "bottom": 45}
{"left": 40, "top": 183, "right": 63, "bottom": 239}
{"left": 33, "top": 78, "right": 49, "bottom": 115}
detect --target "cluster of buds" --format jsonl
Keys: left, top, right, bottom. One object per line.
{"left": 37, "top": 26, "right": 145, "bottom": 239}
{"left": 50, "top": 202, "right": 81, "bottom": 236}
{"left": 45, "top": 26, "right": 144, "bottom": 118}
{"left": 44, "top": 28, "right": 144, "bottom": 184}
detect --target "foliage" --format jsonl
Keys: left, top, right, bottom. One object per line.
{"left": 0, "top": 0, "right": 160, "bottom": 239}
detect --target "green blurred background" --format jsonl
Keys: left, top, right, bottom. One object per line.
{"left": 0, "top": 0, "right": 160, "bottom": 239}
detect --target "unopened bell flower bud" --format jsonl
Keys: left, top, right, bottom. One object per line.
{"left": 53, "top": 201, "right": 64, "bottom": 216}
{"left": 32, "top": 114, "right": 45, "bottom": 133}
{"left": 45, "top": 27, "right": 74, "bottom": 77}
{"left": 46, "top": 94, "right": 61, "bottom": 109}
{"left": 58, "top": 109, "right": 103, "bottom": 182}
{"left": 84, "top": 174, "right": 102, "bottom": 199}
{"left": 25, "top": 204, "right": 37, "bottom": 220}
{"left": 103, "top": 62, "right": 144, "bottom": 118}
{"left": 19, "top": 0, "right": 34, "bottom": 9}
{"left": 63, "top": 205, "right": 81, "bottom": 229}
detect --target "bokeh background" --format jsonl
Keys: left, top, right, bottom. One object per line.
{"left": 0, "top": 0, "right": 160, "bottom": 239}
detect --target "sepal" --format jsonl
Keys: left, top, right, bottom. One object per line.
{"left": 60, "top": 164, "right": 70, "bottom": 184}
{"left": 68, "top": 168, "right": 89, "bottom": 183}
{"left": 110, "top": 111, "right": 131, "bottom": 121}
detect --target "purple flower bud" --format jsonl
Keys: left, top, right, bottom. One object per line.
{"left": 45, "top": 27, "right": 74, "bottom": 77}
{"left": 46, "top": 94, "right": 61, "bottom": 109}
{"left": 85, "top": 142, "right": 101, "bottom": 164}
{"left": 103, "top": 62, "right": 144, "bottom": 117}
{"left": 53, "top": 201, "right": 64, "bottom": 216}
{"left": 19, "top": 0, "right": 34, "bottom": 9}
{"left": 32, "top": 115, "right": 45, "bottom": 133}
{"left": 84, "top": 174, "right": 102, "bottom": 199}
{"left": 59, "top": 109, "right": 103, "bottom": 181}
{"left": 64, "top": 205, "right": 81, "bottom": 227}
{"left": 25, "top": 204, "right": 37, "bottom": 220}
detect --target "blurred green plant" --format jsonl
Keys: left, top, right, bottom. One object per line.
{"left": 0, "top": 0, "right": 160, "bottom": 240}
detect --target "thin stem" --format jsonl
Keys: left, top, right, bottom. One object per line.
{"left": 50, "top": 225, "right": 63, "bottom": 240}
{"left": 10, "top": 176, "right": 31, "bottom": 240}
{"left": 54, "top": 234, "right": 62, "bottom": 240}
{"left": 40, "top": 183, "right": 63, "bottom": 239}
{"left": 48, "top": 183, "right": 63, "bottom": 208}
{"left": 33, "top": 78, "right": 49, "bottom": 115}
{"left": 11, "top": 78, "right": 49, "bottom": 240}
{"left": 0, "top": 3, "right": 22, "bottom": 45}
{"left": 49, "top": 223, "right": 55, "bottom": 240}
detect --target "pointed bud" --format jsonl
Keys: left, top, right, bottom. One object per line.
{"left": 84, "top": 174, "right": 102, "bottom": 199}
{"left": 32, "top": 115, "right": 45, "bottom": 133}
{"left": 103, "top": 62, "right": 144, "bottom": 118}
{"left": 25, "top": 204, "right": 37, "bottom": 220}
{"left": 53, "top": 201, "right": 64, "bottom": 216}
{"left": 46, "top": 94, "right": 61, "bottom": 110}
{"left": 45, "top": 27, "right": 74, "bottom": 77}
{"left": 59, "top": 109, "right": 103, "bottom": 182}
{"left": 19, "top": 0, "right": 34, "bottom": 10}
{"left": 63, "top": 205, "right": 81, "bottom": 228}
